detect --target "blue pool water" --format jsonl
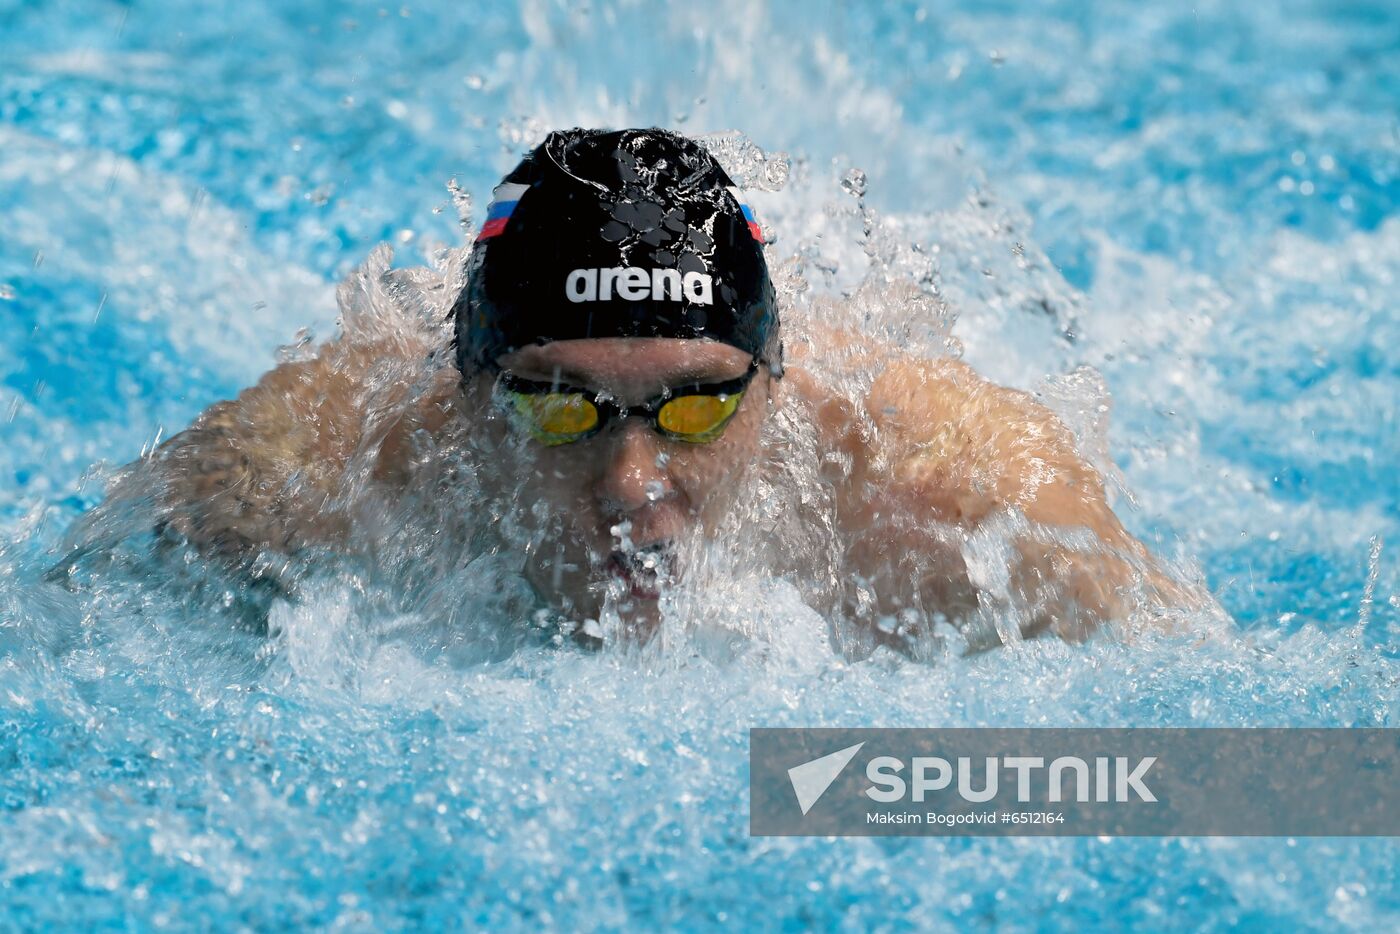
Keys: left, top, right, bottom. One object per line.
{"left": 2, "top": 0, "right": 1398, "bottom": 929}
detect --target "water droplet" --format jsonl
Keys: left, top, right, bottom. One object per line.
{"left": 277, "top": 327, "right": 317, "bottom": 363}
{"left": 446, "top": 178, "right": 473, "bottom": 230}
{"left": 464, "top": 74, "right": 486, "bottom": 90}
{"left": 763, "top": 152, "right": 791, "bottom": 191}
{"left": 0, "top": 284, "right": 14, "bottom": 301}
{"left": 841, "top": 168, "right": 867, "bottom": 198}
{"left": 609, "top": 520, "right": 634, "bottom": 548}
{"left": 989, "top": 49, "right": 1005, "bottom": 65}
{"left": 644, "top": 480, "right": 666, "bottom": 502}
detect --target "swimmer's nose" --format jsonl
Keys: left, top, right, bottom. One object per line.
{"left": 595, "top": 421, "right": 674, "bottom": 514}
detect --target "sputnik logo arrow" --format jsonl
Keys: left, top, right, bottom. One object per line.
{"left": 787, "top": 742, "right": 865, "bottom": 816}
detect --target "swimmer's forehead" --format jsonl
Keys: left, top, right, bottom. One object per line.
{"left": 498, "top": 338, "right": 752, "bottom": 386}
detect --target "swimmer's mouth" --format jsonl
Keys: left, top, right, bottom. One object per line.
{"left": 605, "top": 546, "right": 675, "bottom": 601}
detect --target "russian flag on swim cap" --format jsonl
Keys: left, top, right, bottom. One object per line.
{"left": 477, "top": 182, "right": 531, "bottom": 241}
{"left": 727, "top": 186, "right": 764, "bottom": 244}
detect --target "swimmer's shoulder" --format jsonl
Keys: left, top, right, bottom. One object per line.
{"left": 785, "top": 328, "right": 1104, "bottom": 522}
{"left": 869, "top": 356, "right": 1108, "bottom": 514}
{"left": 150, "top": 332, "right": 458, "bottom": 557}
{"left": 781, "top": 324, "right": 1001, "bottom": 463}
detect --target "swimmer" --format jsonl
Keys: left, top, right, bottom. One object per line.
{"left": 78, "top": 128, "right": 1200, "bottom": 650}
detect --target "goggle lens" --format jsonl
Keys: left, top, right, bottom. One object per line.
{"left": 509, "top": 392, "right": 600, "bottom": 444}
{"left": 656, "top": 391, "right": 744, "bottom": 442}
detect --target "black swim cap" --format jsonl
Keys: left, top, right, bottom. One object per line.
{"left": 454, "top": 128, "right": 781, "bottom": 376}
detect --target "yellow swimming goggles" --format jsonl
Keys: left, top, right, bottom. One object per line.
{"left": 499, "top": 362, "right": 757, "bottom": 446}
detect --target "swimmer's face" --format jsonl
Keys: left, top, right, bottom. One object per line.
{"left": 473, "top": 337, "right": 772, "bottom": 621}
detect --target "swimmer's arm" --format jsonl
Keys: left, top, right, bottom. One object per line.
{"left": 136, "top": 336, "right": 456, "bottom": 562}
{"left": 852, "top": 358, "right": 1188, "bottom": 641}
